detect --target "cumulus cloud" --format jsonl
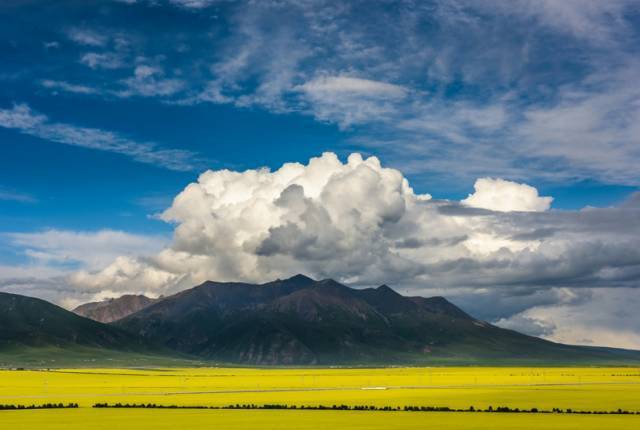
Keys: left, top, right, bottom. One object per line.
{"left": 68, "top": 153, "right": 640, "bottom": 301}
{"left": 3, "top": 152, "right": 639, "bottom": 346}
{"left": 462, "top": 178, "right": 553, "bottom": 212}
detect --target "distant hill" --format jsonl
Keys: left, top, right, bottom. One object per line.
{"left": 0, "top": 291, "right": 191, "bottom": 368}
{"left": 114, "top": 275, "right": 640, "bottom": 365}
{"left": 73, "top": 294, "right": 158, "bottom": 323}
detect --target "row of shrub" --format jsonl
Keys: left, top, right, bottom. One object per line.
{"left": 0, "top": 403, "right": 78, "bottom": 410}
{"left": 92, "top": 403, "right": 640, "bottom": 415}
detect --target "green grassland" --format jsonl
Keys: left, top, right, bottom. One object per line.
{"left": 1, "top": 367, "right": 639, "bottom": 429}
{"left": 0, "top": 346, "right": 202, "bottom": 369}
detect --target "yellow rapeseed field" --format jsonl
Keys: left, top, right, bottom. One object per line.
{"left": 1, "top": 367, "right": 639, "bottom": 429}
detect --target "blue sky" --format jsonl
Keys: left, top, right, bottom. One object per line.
{"left": 1, "top": 1, "right": 640, "bottom": 348}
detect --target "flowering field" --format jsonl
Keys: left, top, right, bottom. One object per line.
{"left": 1, "top": 367, "right": 639, "bottom": 429}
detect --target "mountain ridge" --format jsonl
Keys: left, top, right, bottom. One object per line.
{"left": 113, "top": 275, "right": 640, "bottom": 365}
{"left": 0, "top": 291, "right": 146, "bottom": 350}
{"left": 3, "top": 276, "right": 640, "bottom": 367}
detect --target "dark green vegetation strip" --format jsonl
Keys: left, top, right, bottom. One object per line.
{"left": 0, "top": 403, "right": 78, "bottom": 410}
{"left": 92, "top": 403, "right": 640, "bottom": 415}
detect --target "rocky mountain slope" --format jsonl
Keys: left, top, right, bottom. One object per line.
{"left": 73, "top": 294, "right": 158, "bottom": 323}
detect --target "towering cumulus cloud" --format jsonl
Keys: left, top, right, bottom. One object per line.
{"left": 71, "top": 153, "right": 435, "bottom": 292}
{"left": 13, "top": 152, "right": 633, "bottom": 347}
{"left": 69, "top": 152, "right": 640, "bottom": 300}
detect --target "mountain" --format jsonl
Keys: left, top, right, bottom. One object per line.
{"left": 115, "top": 275, "right": 640, "bottom": 365}
{"left": 73, "top": 294, "right": 159, "bottom": 323}
{"left": 0, "top": 291, "right": 192, "bottom": 368}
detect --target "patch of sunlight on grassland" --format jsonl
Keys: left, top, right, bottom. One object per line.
{"left": 1, "top": 409, "right": 640, "bottom": 430}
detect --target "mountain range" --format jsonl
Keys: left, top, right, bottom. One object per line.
{"left": 2, "top": 275, "right": 640, "bottom": 366}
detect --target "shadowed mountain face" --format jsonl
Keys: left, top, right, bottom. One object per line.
{"left": 0, "top": 292, "right": 146, "bottom": 351}
{"left": 114, "top": 275, "right": 640, "bottom": 365}
{"left": 73, "top": 295, "right": 158, "bottom": 323}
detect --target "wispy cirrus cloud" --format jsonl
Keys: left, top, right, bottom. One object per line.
{"left": 0, "top": 104, "right": 204, "bottom": 171}
{"left": 40, "top": 79, "right": 98, "bottom": 95}
{"left": 117, "top": 65, "right": 185, "bottom": 98}
{"left": 0, "top": 188, "right": 37, "bottom": 203}
{"left": 46, "top": 1, "right": 640, "bottom": 187}
{"left": 114, "top": 0, "right": 219, "bottom": 9}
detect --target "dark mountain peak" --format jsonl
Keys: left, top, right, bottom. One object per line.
{"left": 356, "top": 284, "right": 416, "bottom": 314}
{"left": 284, "top": 273, "right": 315, "bottom": 284}
{"left": 315, "top": 278, "right": 347, "bottom": 287}
{"left": 376, "top": 284, "right": 400, "bottom": 295}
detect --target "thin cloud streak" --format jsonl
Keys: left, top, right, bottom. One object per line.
{"left": 0, "top": 104, "right": 205, "bottom": 171}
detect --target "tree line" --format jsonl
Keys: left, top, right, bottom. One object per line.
{"left": 0, "top": 403, "right": 78, "bottom": 410}
{"left": 92, "top": 403, "right": 639, "bottom": 414}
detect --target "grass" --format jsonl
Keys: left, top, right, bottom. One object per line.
{"left": 0, "top": 346, "right": 202, "bottom": 368}
{"left": 1, "top": 367, "right": 639, "bottom": 428}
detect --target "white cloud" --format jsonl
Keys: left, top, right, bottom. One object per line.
{"left": 517, "top": 62, "right": 640, "bottom": 185}
{"left": 116, "top": 0, "right": 219, "bottom": 10}
{"left": 483, "top": 0, "right": 633, "bottom": 46}
{"left": 67, "top": 28, "right": 108, "bottom": 47}
{"left": 296, "top": 76, "right": 407, "bottom": 127}
{"left": 496, "top": 287, "right": 640, "bottom": 349}
{"left": 69, "top": 153, "right": 640, "bottom": 299}
{"left": 0, "top": 104, "right": 202, "bottom": 171}
{"left": 462, "top": 177, "right": 553, "bottom": 212}
{"left": 298, "top": 76, "right": 407, "bottom": 98}
{"left": 80, "top": 52, "right": 125, "bottom": 70}
{"left": 0, "top": 229, "right": 168, "bottom": 308}
{"left": 0, "top": 188, "right": 36, "bottom": 203}
{"left": 117, "top": 65, "right": 185, "bottom": 97}
{"left": 4, "top": 152, "right": 640, "bottom": 345}
{"left": 6, "top": 229, "right": 168, "bottom": 271}
{"left": 36, "top": 1, "right": 639, "bottom": 186}
{"left": 170, "top": 0, "right": 217, "bottom": 8}
{"left": 40, "top": 79, "right": 98, "bottom": 95}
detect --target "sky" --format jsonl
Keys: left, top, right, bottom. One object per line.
{"left": 1, "top": 0, "right": 640, "bottom": 349}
